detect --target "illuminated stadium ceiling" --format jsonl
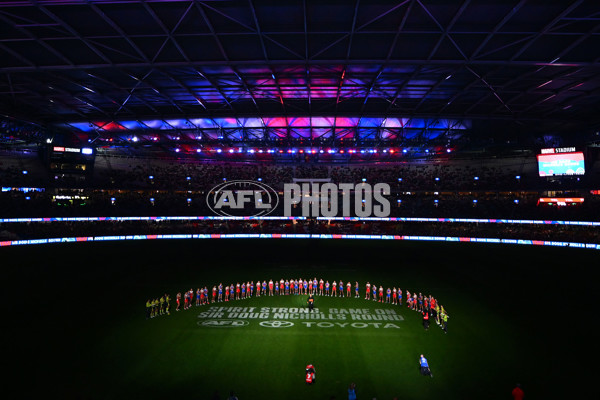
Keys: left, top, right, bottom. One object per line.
{"left": 0, "top": 0, "right": 599, "bottom": 144}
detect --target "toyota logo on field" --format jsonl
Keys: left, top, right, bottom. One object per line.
{"left": 259, "top": 320, "right": 294, "bottom": 328}
{"left": 207, "top": 180, "right": 279, "bottom": 217}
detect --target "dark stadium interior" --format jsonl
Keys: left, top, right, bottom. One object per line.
{"left": 1, "top": 1, "right": 600, "bottom": 399}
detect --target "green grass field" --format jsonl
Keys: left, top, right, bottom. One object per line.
{"left": 3, "top": 239, "right": 597, "bottom": 399}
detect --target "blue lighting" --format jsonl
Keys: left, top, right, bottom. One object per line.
{"left": 362, "top": 178, "right": 366, "bottom": 182}
{"left": 515, "top": 175, "right": 521, "bottom": 179}
{"left": 22, "top": 170, "right": 28, "bottom": 175}
{"left": 150, "top": 198, "right": 155, "bottom": 202}
{"left": 435, "top": 177, "right": 440, "bottom": 181}
{"left": 186, "top": 176, "right": 191, "bottom": 180}
{"left": 216, "top": 149, "right": 222, "bottom": 153}
{"left": 473, "top": 199, "right": 478, "bottom": 203}
{"left": 402, "top": 149, "right": 408, "bottom": 153}
{"left": 257, "top": 178, "right": 262, "bottom": 181}
{"left": 514, "top": 199, "right": 519, "bottom": 204}
{"left": 434, "top": 199, "right": 439, "bottom": 203}
{"left": 25, "top": 196, "right": 31, "bottom": 200}
{"left": 474, "top": 176, "right": 479, "bottom": 180}
{"left": 148, "top": 175, "right": 154, "bottom": 179}
{"left": 81, "top": 147, "right": 93, "bottom": 155}
{"left": 110, "top": 197, "right": 116, "bottom": 201}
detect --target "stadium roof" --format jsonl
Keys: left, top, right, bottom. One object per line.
{"left": 0, "top": 0, "right": 599, "bottom": 142}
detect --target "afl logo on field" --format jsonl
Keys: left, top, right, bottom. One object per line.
{"left": 206, "top": 180, "right": 279, "bottom": 217}
{"left": 199, "top": 320, "right": 250, "bottom": 328}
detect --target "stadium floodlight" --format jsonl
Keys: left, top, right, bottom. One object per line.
{"left": 319, "top": 150, "right": 324, "bottom": 154}
{"left": 229, "top": 149, "right": 234, "bottom": 153}
{"left": 175, "top": 148, "right": 180, "bottom": 153}
{"left": 446, "top": 148, "right": 451, "bottom": 153}
{"left": 196, "top": 149, "right": 202, "bottom": 153}
{"left": 216, "top": 149, "right": 222, "bottom": 153}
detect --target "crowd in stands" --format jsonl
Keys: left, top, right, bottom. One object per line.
{"left": 1, "top": 188, "right": 599, "bottom": 221}
{"left": 1, "top": 218, "right": 599, "bottom": 244}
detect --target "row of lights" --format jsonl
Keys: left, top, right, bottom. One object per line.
{"left": 105, "top": 197, "right": 522, "bottom": 206}
{"left": 171, "top": 148, "right": 453, "bottom": 155}
{"left": 145, "top": 176, "right": 522, "bottom": 182}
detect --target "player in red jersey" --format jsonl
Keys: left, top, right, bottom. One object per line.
{"left": 379, "top": 286, "right": 384, "bottom": 303}
{"left": 256, "top": 281, "right": 261, "bottom": 297}
{"left": 319, "top": 279, "right": 324, "bottom": 296}
{"left": 269, "top": 279, "right": 274, "bottom": 296}
{"left": 346, "top": 281, "right": 351, "bottom": 297}
{"left": 331, "top": 281, "right": 337, "bottom": 297}
{"left": 225, "top": 286, "right": 230, "bottom": 302}
{"left": 365, "top": 282, "right": 371, "bottom": 300}
{"left": 176, "top": 292, "right": 181, "bottom": 311}
{"left": 212, "top": 286, "right": 217, "bottom": 303}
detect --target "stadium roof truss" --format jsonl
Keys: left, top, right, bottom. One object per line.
{"left": 0, "top": 0, "right": 599, "bottom": 145}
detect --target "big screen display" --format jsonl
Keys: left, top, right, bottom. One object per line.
{"left": 537, "top": 152, "right": 585, "bottom": 177}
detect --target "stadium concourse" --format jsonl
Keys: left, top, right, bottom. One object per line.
{"left": 1, "top": 1, "right": 600, "bottom": 399}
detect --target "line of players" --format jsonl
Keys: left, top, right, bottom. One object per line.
{"left": 145, "top": 294, "right": 171, "bottom": 319}
{"left": 160, "top": 279, "right": 449, "bottom": 331}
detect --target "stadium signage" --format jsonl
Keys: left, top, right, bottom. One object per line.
{"left": 540, "top": 147, "right": 576, "bottom": 154}
{"left": 206, "top": 180, "right": 279, "bottom": 217}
